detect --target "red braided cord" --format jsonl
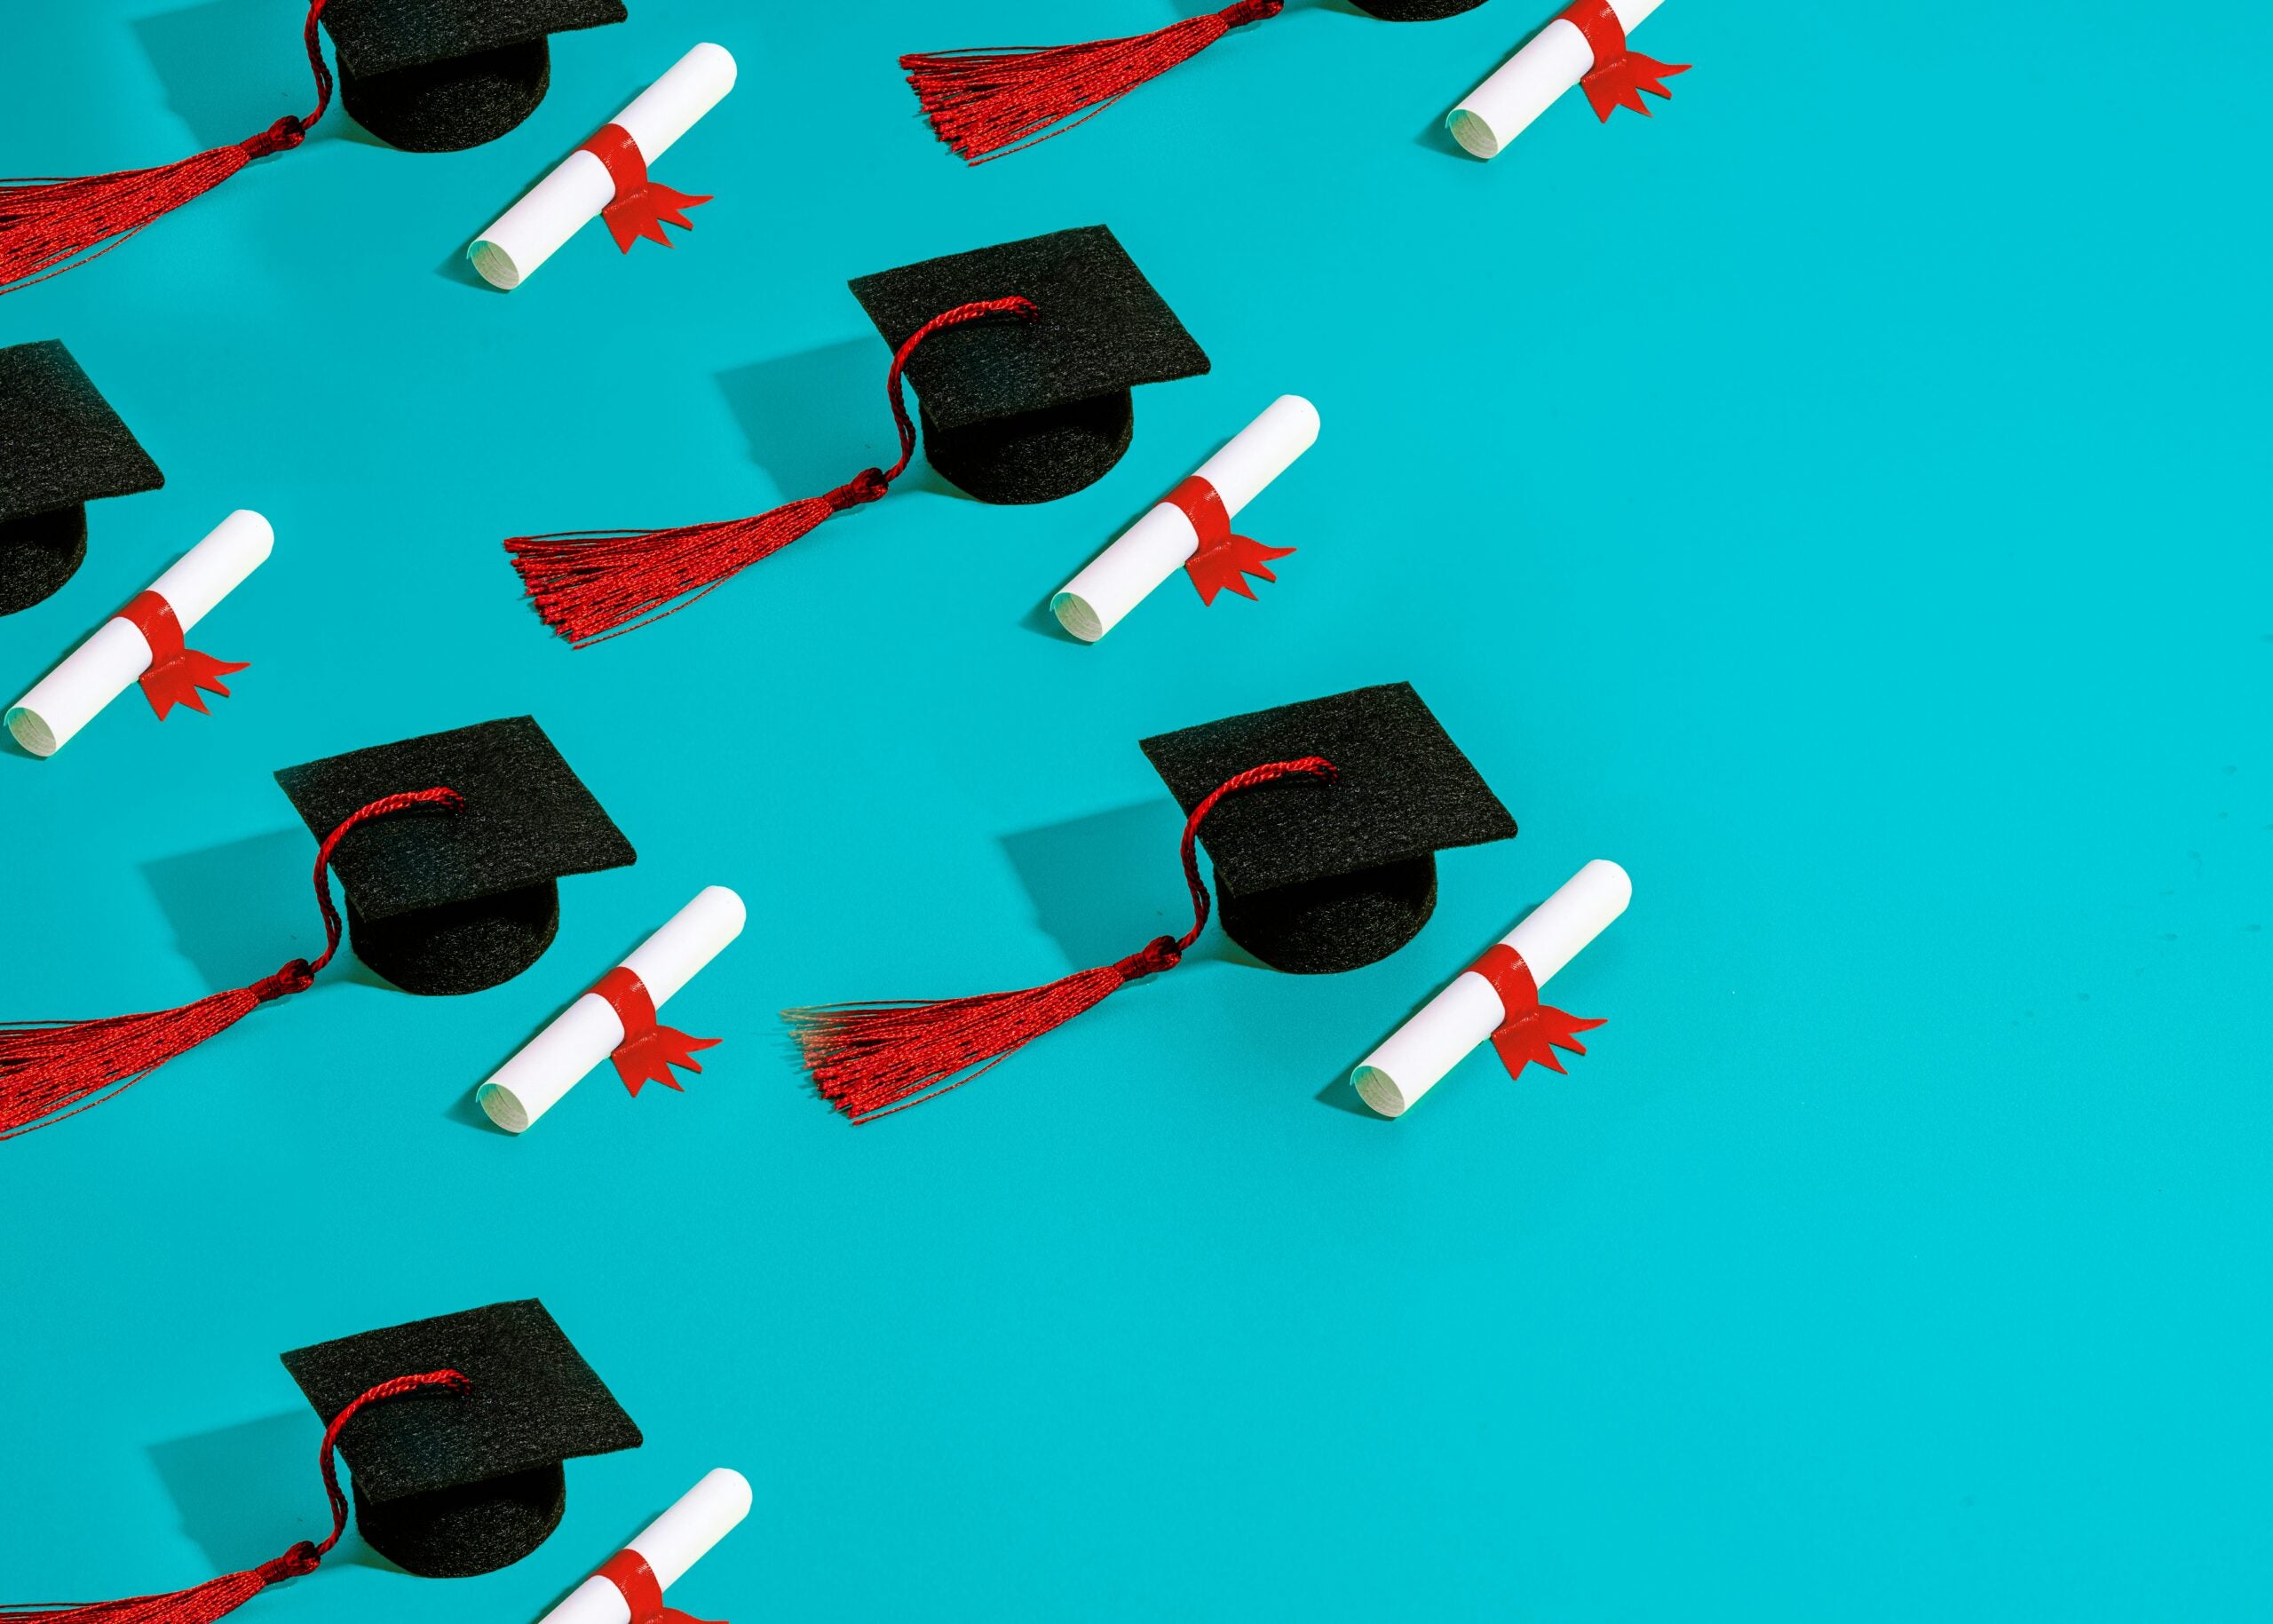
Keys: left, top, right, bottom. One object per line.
{"left": 0, "top": 786, "right": 462, "bottom": 1142}
{"left": 0, "top": 1370, "right": 469, "bottom": 1622}
{"left": 901, "top": 1, "right": 1283, "bottom": 163}
{"left": 788, "top": 755, "right": 1337, "bottom": 1122}
{"left": 0, "top": 2, "right": 332, "bottom": 295}
{"left": 504, "top": 296, "right": 1040, "bottom": 646}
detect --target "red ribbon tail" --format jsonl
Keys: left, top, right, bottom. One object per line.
{"left": 140, "top": 649, "right": 249, "bottom": 720}
{"left": 1581, "top": 52, "right": 1690, "bottom": 121}
{"left": 1186, "top": 535, "right": 1296, "bottom": 606}
{"left": 601, "top": 184, "right": 711, "bottom": 252}
{"left": 613, "top": 1027, "right": 722, "bottom": 1098}
{"left": 1487, "top": 1006, "right": 1608, "bottom": 1081}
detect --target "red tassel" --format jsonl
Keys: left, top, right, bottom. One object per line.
{"left": 0, "top": 3, "right": 331, "bottom": 296}
{"left": 0, "top": 1370, "right": 469, "bottom": 1623}
{"left": 0, "top": 787, "right": 461, "bottom": 1143}
{"left": 505, "top": 296, "right": 1038, "bottom": 646}
{"left": 788, "top": 756, "right": 1337, "bottom": 1122}
{"left": 901, "top": 0, "right": 1284, "bottom": 163}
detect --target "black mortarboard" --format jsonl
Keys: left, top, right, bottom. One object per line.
{"left": 323, "top": 0, "right": 630, "bottom": 152}
{"left": 1351, "top": 0, "right": 1488, "bottom": 18}
{"left": 0, "top": 340, "right": 163, "bottom": 616}
{"left": 1140, "top": 683, "right": 1518, "bottom": 974}
{"left": 281, "top": 1299, "right": 641, "bottom": 1579}
{"left": 273, "top": 716, "right": 635, "bottom": 996}
{"left": 847, "top": 226, "right": 1210, "bottom": 506}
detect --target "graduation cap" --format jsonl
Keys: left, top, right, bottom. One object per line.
{"left": 1142, "top": 683, "right": 1517, "bottom": 974}
{"left": 788, "top": 682, "right": 1511, "bottom": 1122}
{"left": 281, "top": 1300, "right": 643, "bottom": 1578}
{"left": 506, "top": 232, "right": 1202, "bottom": 645}
{"left": 0, "top": 340, "right": 163, "bottom": 615}
{"left": 898, "top": 1, "right": 1492, "bottom": 163}
{"left": 325, "top": 0, "right": 630, "bottom": 153}
{"left": 847, "top": 226, "right": 1210, "bottom": 506}
{"left": 0, "top": 1, "right": 625, "bottom": 294}
{"left": 274, "top": 716, "right": 636, "bottom": 996}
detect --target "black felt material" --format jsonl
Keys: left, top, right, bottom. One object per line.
{"left": 281, "top": 1300, "right": 640, "bottom": 1579}
{"left": 0, "top": 340, "right": 164, "bottom": 526}
{"left": 323, "top": 0, "right": 627, "bottom": 151}
{"left": 1140, "top": 683, "right": 1517, "bottom": 973}
{"left": 0, "top": 505, "right": 89, "bottom": 615}
{"left": 848, "top": 226, "right": 1208, "bottom": 504}
{"left": 1352, "top": 0, "right": 1490, "bottom": 18}
{"left": 273, "top": 716, "right": 631, "bottom": 995}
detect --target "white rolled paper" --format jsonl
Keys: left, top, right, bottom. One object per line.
{"left": 1447, "top": 0, "right": 1667, "bottom": 159}
{"left": 1351, "top": 860, "right": 1630, "bottom": 1119}
{"left": 476, "top": 885, "right": 746, "bottom": 1133}
{"left": 470, "top": 43, "right": 739, "bottom": 290}
{"left": 5, "top": 509, "right": 273, "bottom": 758}
{"left": 538, "top": 1468, "right": 754, "bottom": 1624}
{"left": 1051, "top": 393, "right": 1320, "bottom": 643}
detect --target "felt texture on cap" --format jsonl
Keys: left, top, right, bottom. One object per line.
{"left": 0, "top": 506, "right": 89, "bottom": 616}
{"left": 324, "top": 0, "right": 629, "bottom": 152}
{"left": 848, "top": 226, "right": 1208, "bottom": 504}
{"left": 273, "top": 716, "right": 633, "bottom": 995}
{"left": 281, "top": 1299, "right": 642, "bottom": 1579}
{"left": 1351, "top": 0, "right": 1490, "bottom": 18}
{"left": 1140, "top": 683, "right": 1517, "bottom": 974}
{"left": 0, "top": 341, "right": 164, "bottom": 611}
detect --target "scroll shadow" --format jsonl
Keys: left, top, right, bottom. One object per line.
{"left": 715, "top": 343, "right": 964, "bottom": 504}
{"left": 147, "top": 1412, "right": 325, "bottom": 1574}
{"left": 139, "top": 828, "right": 312, "bottom": 993}
{"left": 131, "top": 0, "right": 347, "bottom": 151}
{"left": 1315, "top": 1074, "right": 1383, "bottom": 1117}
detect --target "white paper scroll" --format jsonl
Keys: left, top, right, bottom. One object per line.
{"left": 1447, "top": 0, "right": 1667, "bottom": 159}
{"left": 470, "top": 43, "right": 739, "bottom": 290}
{"left": 1051, "top": 393, "right": 1320, "bottom": 643}
{"left": 5, "top": 509, "right": 273, "bottom": 758}
{"left": 1351, "top": 860, "right": 1630, "bottom": 1118}
{"left": 476, "top": 885, "right": 746, "bottom": 1133}
{"left": 537, "top": 1468, "right": 754, "bottom": 1624}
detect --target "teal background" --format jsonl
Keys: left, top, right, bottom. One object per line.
{"left": 2, "top": 2, "right": 2268, "bottom": 1618}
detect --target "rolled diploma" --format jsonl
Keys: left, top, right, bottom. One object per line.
{"left": 1446, "top": 0, "right": 1667, "bottom": 159}
{"left": 1351, "top": 860, "right": 1631, "bottom": 1118}
{"left": 476, "top": 885, "right": 746, "bottom": 1133}
{"left": 469, "top": 42, "right": 739, "bottom": 289}
{"left": 4, "top": 509, "right": 273, "bottom": 758}
{"left": 538, "top": 1468, "right": 754, "bottom": 1624}
{"left": 1051, "top": 393, "right": 1321, "bottom": 643}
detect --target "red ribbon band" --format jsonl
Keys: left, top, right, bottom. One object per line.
{"left": 1556, "top": 0, "right": 1691, "bottom": 123}
{"left": 597, "top": 1548, "right": 725, "bottom": 1624}
{"left": 1466, "top": 943, "right": 1606, "bottom": 1080}
{"left": 117, "top": 590, "right": 249, "bottom": 721}
{"left": 589, "top": 965, "right": 721, "bottom": 1098}
{"left": 577, "top": 123, "right": 713, "bottom": 253}
{"left": 1167, "top": 475, "right": 1295, "bottom": 606}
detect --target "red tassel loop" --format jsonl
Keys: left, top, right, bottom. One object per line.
{"left": 0, "top": 787, "right": 462, "bottom": 1143}
{"left": 0, "top": 3, "right": 332, "bottom": 296}
{"left": 0, "top": 1369, "right": 469, "bottom": 1623}
{"left": 788, "top": 755, "right": 1337, "bottom": 1122}
{"left": 504, "top": 296, "right": 1040, "bottom": 646}
{"left": 901, "top": 0, "right": 1283, "bottom": 163}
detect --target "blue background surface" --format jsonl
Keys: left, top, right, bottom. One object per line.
{"left": 2, "top": 2, "right": 2269, "bottom": 1618}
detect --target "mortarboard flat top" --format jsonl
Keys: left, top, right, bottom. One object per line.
{"left": 848, "top": 226, "right": 1209, "bottom": 504}
{"left": 273, "top": 716, "right": 633, "bottom": 923}
{"left": 0, "top": 340, "right": 164, "bottom": 530}
{"left": 281, "top": 1299, "right": 641, "bottom": 1578}
{"left": 323, "top": 0, "right": 630, "bottom": 77}
{"left": 1142, "top": 683, "right": 1516, "bottom": 898}
{"left": 1141, "top": 684, "right": 1517, "bottom": 973}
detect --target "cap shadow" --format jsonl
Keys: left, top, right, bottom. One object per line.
{"left": 998, "top": 800, "right": 1267, "bottom": 971}
{"left": 145, "top": 1410, "right": 329, "bottom": 1574}
{"left": 138, "top": 828, "right": 313, "bottom": 993}
{"left": 130, "top": 0, "right": 345, "bottom": 152}
{"left": 714, "top": 342, "right": 962, "bottom": 505}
